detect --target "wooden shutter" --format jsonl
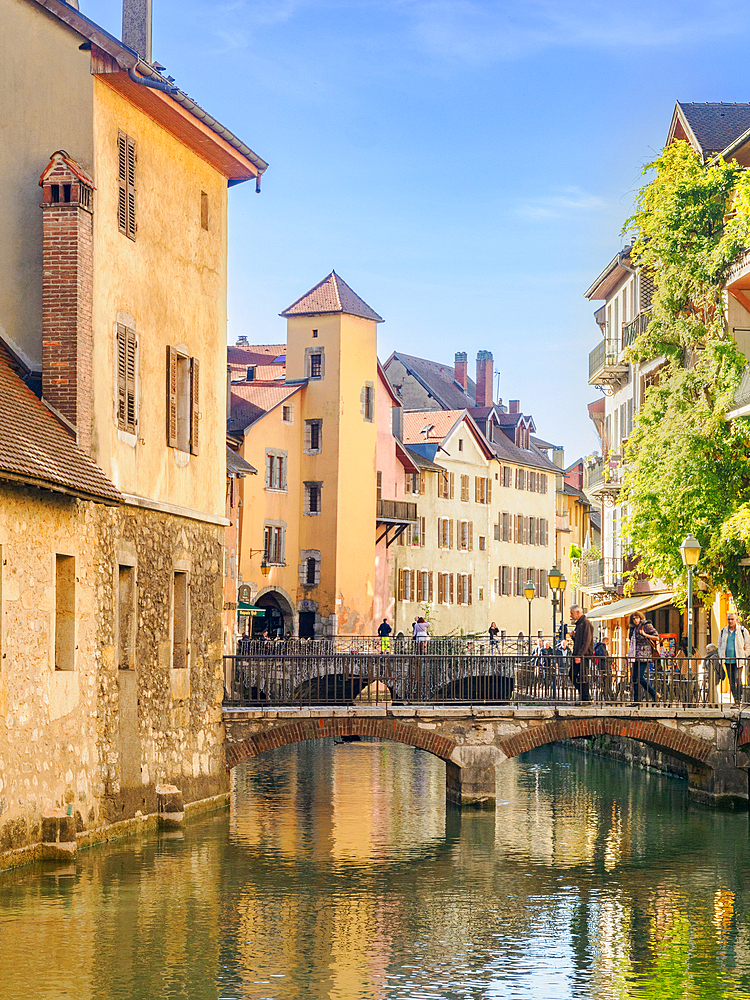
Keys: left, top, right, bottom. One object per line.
{"left": 428, "top": 572, "right": 433, "bottom": 602}
{"left": 449, "top": 574, "right": 454, "bottom": 603}
{"left": 190, "top": 357, "right": 200, "bottom": 455}
{"left": 449, "top": 520, "right": 453, "bottom": 549}
{"left": 118, "top": 132, "right": 136, "bottom": 239}
{"left": 409, "top": 572, "right": 415, "bottom": 603}
{"left": 449, "top": 473, "right": 454, "bottom": 499}
{"left": 468, "top": 575, "right": 472, "bottom": 605}
{"left": 487, "top": 478, "right": 491, "bottom": 504}
{"left": 167, "top": 346, "right": 178, "bottom": 447}
{"left": 468, "top": 522, "right": 473, "bottom": 551}
{"left": 420, "top": 471, "right": 426, "bottom": 494}
{"left": 398, "top": 570, "right": 404, "bottom": 601}
{"left": 457, "top": 575, "right": 463, "bottom": 605}
{"left": 117, "top": 324, "right": 136, "bottom": 433}
{"left": 417, "top": 572, "right": 423, "bottom": 603}
{"left": 126, "top": 135, "right": 136, "bottom": 238}
{"left": 438, "top": 573, "right": 444, "bottom": 604}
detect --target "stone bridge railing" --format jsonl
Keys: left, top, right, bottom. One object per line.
{"left": 223, "top": 704, "right": 750, "bottom": 811}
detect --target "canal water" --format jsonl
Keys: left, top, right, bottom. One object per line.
{"left": 1, "top": 741, "right": 750, "bottom": 1000}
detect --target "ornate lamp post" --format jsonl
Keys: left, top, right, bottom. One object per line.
{"left": 548, "top": 565, "right": 561, "bottom": 642}
{"left": 524, "top": 582, "right": 536, "bottom": 656}
{"left": 679, "top": 534, "right": 701, "bottom": 657}
{"left": 558, "top": 573, "right": 567, "bottom": 640}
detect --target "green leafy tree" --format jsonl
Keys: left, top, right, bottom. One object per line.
{"left": 622, "top": 140, "right": 750, "bottom": 612}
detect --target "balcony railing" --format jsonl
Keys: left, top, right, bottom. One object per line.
{"left": 556, "top": 511, "right": 570, "bottom": 532}
{"left": 622, "top": 312, "right": 650, "bottom": 350}
{"left": 588, "top": 338, "right": 628, "bottom": 386}
{"left": 581, "top": 556, "right": 624, "bottom": 591}
{"left": 584, "top": 455, "right": 622, "bottom": 497}
{"left": 376, "top": 498, "right": 417, "bottom": 523}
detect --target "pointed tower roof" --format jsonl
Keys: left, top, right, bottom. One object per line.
{"left": 280, "top": 271, "right": 383, "bottom": 322}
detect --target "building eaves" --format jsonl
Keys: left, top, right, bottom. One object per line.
{"left": 674, "top": 102, "right": 750, "bottom": 161}
{"left": 585, "top": 248, "right": 633, "bottom": 301}
{"left": 226, "top": 446, "right": 257, "bottom": 477}
{"left": 31, "top": 0, "right": 267, "bottom": 182}
{"left": 0, "top": 355, "right": 121, "bottom": 504}
{"left": 404, "top": 447, "right": 444, "bottom": 472}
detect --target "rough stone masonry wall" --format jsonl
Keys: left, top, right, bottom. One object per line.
{"left": 0, "top": 485, "right": 227, "bottom": 859}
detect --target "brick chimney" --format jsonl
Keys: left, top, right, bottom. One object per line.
{"left": 475, "top": 350, "right": 493, "bottom": 407}
{"left": 454, "top": 352, "right": 467, "bottom": 391}
{"left": 122, "top": 0, "right": 153, "bottom": 62}
{"left": 39, "top": 151, "right": 95, "bottom": 453}
{"left": 509, "top": 399, "right": 519, "bottom": 414}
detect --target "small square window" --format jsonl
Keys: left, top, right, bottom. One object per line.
{"left": 312, "top": 329, "right": 318, "bottom": 338}
{"left": 458, "top": 439, "right": 463, "bottom": 451}
{"left": 282, "top": 404, "right": 293, "bottom": 423}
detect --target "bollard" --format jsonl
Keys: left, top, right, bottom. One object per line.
{"left": 156, "top": 784, "right": 184, "bottom": 829}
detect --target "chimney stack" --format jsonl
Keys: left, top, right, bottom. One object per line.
{"left": 509, "top": 400, "right": 519, "bottom": 414}
{"left": 475, "top": 350, "right": 493, "bottom": 407}
{"left": 454, "top": 352, "right": 467, "bottom": 391}
{"left": 39, "top": 151, "right": 95, "bottom": 454}
{"left": 122, "top": 0, "right": 153, "bottom": 63}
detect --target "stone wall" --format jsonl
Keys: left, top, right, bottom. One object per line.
{"left": 0, "top": 482, "right": 227, "bottom": 860}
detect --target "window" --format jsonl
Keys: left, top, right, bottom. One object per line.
{"left": 438, "top": 517, "right": 453, "bottom": 549}
{"left": 528, "top": 518, "right": 536, "bottom": 545}
{"left": 515, "top": 566, "right": 525, "bottom": 596}
{"left": 264, "top": 524, "right": 285, "bottom": 564}
{"left": 457, "top": 574, "right": 472, "bottom": 605}
{"left": 416, "top": 571, "right": 433, "bottom": 603}
{"left": 299, "top": 549, "right": 320, "bottom": 587}
{"left": 398, "top": 569, "right": 415, "bottom": 602}
{"left": 305, "top": 419, "right": 322, "bottom": 454}
{"left": 478, "top": 587, "right": 484, "bottom": 601}
{"left": 265, "top": 450, "right": 288, "bottom": 491}
{"left": 362, "top": 383, "right": 374, "bottom": 421}
{"left": 437, "top": 572, "right": 453, "bottom": 604}
{"left": 418, "top": 516, "right": 426, "bottom": 547}
{"left": 200, "top": 191, "right": 209, "bottom": 231}
{"left": 246, "top": 366, "right": 256, "bottom": 381}
{"left": 458, "top": 520, "right": 473, "bottom": 551}
{"left": 116, "top": 323, "right": 137, "bottom": 434}
{"left": 117, "top": 564, "right": 135, "bottom": 670}
{"left": 304, "top": 482, "right": 322, "bottom": 515}
{"left": 305, "top": 347, "right": 325, "bottom": 379}
{"left": 515, "top": 468, "right": 525, "bottom": 490}
{"left": 479, "top": 535, "right": 486, "bottom": 551}
{"left": 438, "top": 470, "right": 454, "bottom": 499}
{"left": 458, "top": 439, "right": 463, "bottom": 452}
{"left": 306, "top": 558, "right": 316, "bottom": 585}
{"left": 55, "top": 555, "right": 75, "bottom": 671}
{"left": 376, "top": 471, "right": 382, "bottom": 501}
{"left": 117, "top": 131, "right": 136, "bottom": 240}
{"left": 498, "top": 565, "right": 511, "bottom": 596}
{"left": 312, "top": 329, "right": 318, "bottom": 338}
{"left": 540, "top": 474, "right": 548, "bottom": 494}
{"left": 460, "top": 475, "right": 470, "bottom": 501}
{"left": 172, "top": 571, "right": 189, "bottom": 670}
{"left": 167, "top": 347, "right": 199, "bottom": 454}
{"left": 282, "top": 404, "right": 293, "bottom": 424}
{"left": 502, "top": 465, "right": 512, "bottom": 488}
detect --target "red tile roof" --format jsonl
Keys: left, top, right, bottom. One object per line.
{"left": 280, "top": 272, "right": 383, "bottom": 322}
{"left": 0, "top": 354, "right": 120, "bottom": 504}
{"left": 229, "top": 382, "right": 303, "bottom": 431}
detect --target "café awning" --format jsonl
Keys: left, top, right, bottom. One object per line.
{"left": 587, "top": 592, "right": 674, "bottom": 621}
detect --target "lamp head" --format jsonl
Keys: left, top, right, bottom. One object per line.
{"left": 679, "top": 534, "right": 701, "bottom": 568}
{"left": 524, "top": 583, "right": 536, "bottom": 602}
{"left": 548, "top": 565, "right": 561, "bottom": 591}
{"left": 260, "top": 559, "right": 271, "bottom": 577}
{"left": 558, "top": 573, "right": 567, "bottom": 593}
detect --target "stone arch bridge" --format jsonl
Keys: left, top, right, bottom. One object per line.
{"left": 223, "top": 705, "right": 750, "bottom": 810}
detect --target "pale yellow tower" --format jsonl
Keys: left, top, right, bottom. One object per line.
{"left": 281, "top": 272, "right": 383, "bottom": 634}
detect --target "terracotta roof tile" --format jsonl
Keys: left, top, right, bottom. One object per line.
{"left": 229, "top": 382, "right": 303, "bottom": 431}
{"left": 0, "top": 355, "right": 120, "bottom": 504}
{"left": 402, "top": 410, "right": 465, "bottom": 445}
{"left": 280, "top": 272, "right": 383, "bottom": 322}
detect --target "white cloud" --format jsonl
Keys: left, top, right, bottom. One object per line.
{"left": 514, "top": 187, "right": 607, "bottom": 220}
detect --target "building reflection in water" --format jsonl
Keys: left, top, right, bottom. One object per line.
{"left": 0, "top": 738, "right": 750, "bottom": 999}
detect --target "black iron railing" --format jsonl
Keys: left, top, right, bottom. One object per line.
{"left": 223, "top": 653, "right": 735, "bottom": 709}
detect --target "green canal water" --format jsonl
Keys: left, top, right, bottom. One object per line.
{"left": 1, "top": 741, "right": 750, "bottom": 1000}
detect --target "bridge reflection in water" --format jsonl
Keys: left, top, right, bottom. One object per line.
{"left": 2, "top": 741, "right": 749, "bottom": 999}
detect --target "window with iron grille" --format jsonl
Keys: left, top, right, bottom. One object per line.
{"left": 116, "top": 323, "right": 137, "bottom": 434}
{"left": 117, "top": 131, "right": 136, "bottom": 240}
{"left": 282, "top": 404, "right": 293, "bottom": 423}
{"left": 304, "top": 482, "right": 322, "bottom": 515}
{"left": 305, "top": 419, "right": 322, "bottom": 454}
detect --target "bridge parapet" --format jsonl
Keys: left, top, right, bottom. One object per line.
{"left": 224, "top": 705, "right": 749, "bottom": 810}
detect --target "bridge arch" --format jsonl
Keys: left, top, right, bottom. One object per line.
{"left": 224, "top": 717, "right": 458, "bottom": 770}
{"left": 498, "top": 717, "right": 715, "bottom": 769}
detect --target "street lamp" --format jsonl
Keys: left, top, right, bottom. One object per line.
{"left": 260, "top": 558, "right": 271, "bottom": 577}
{"left": 524, "top": 582, "right": 536, "bottom": 655}
{"left": 548, "top": 566, "right": 562, "bottom": 642}
{"left": 558, "top": 573, "right": 567, "bottom": 637}
{"left": 679, "top": 534, "right": 701, "bottom": 657}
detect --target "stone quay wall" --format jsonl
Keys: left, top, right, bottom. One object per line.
{"left": 0, "top": 482, "right": 228, "bottom": 866}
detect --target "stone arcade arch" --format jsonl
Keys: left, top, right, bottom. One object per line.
{"left": 223, "top": 708, "right": 750, "bottom": 809}
{"left": 254, "top": 587, "right": 296, "bottom": 637}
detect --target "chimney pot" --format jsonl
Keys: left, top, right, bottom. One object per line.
{"left": 509, "top": 399, "right": 519, "bottom": 414}
{"left": 475, "top": 350, "right": 493, "bottom": 408}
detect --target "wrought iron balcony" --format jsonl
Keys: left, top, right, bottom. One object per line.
{"left": 588, "top": 337, "right": 628, "bottom": 388}
{"left": 584, "top": 455, "right": 622, "bottom": 502}
{"left": 621, "top": 312, "right": 650, "bottom": 350}
{"left": 580, "top": 556, "right": 624, "bottom": 592}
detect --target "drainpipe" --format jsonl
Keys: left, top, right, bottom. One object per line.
{"left": 128, "top": 63, "right": 177, "bottom": 94}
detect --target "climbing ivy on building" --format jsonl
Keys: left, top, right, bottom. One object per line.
{"left": 622, "top": 140, "right": 750, "bottom": 611}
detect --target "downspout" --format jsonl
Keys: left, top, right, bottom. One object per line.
{"left": 128, "top": 63, "right": 178, "bottom": 94}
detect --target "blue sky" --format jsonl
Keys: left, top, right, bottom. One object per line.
{"left": 91, "top": 0, "right": 743, "bottom": 459}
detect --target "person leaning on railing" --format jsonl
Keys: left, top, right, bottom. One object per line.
{"left": 628, "top": 612, "right": 658, "bottom": 703}
{"left": 718, "top": 612, "right": 750, "bottom": 706}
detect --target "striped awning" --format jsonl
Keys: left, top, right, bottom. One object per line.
{"left": 587, "top": 592, "right": 674, "bottom": 621}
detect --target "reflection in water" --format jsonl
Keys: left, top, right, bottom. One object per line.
{"left": 1, "top": 740, "right": 750, "bottom": 998}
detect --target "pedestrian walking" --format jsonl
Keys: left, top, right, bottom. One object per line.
{"left": 702, "top": 643, "right": 724, "bottom": 704}
{"left": 489, "top": 621, "right": 499, "bottom": 651}
{"left": 570, "top": 605, "right": 593, "bottom": 702}
{"left": 414, "top": 616, "right": 430, "bottom": 648}
{"left": 628, "top": 612, "right": 658, "bottom": 703}
{"left": 377, "top": 618, "right": 392, "bottom": 653}
{"left": 718, "top": 612, "right": 750, "bottom": 705}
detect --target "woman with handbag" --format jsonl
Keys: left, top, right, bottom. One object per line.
{"left": 628, "top": 612, "right": 659, "bottom": 703}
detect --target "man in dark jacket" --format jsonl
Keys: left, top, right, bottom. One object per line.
{"left": 570, "top": 604, "right": 594, "bottom": 702}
